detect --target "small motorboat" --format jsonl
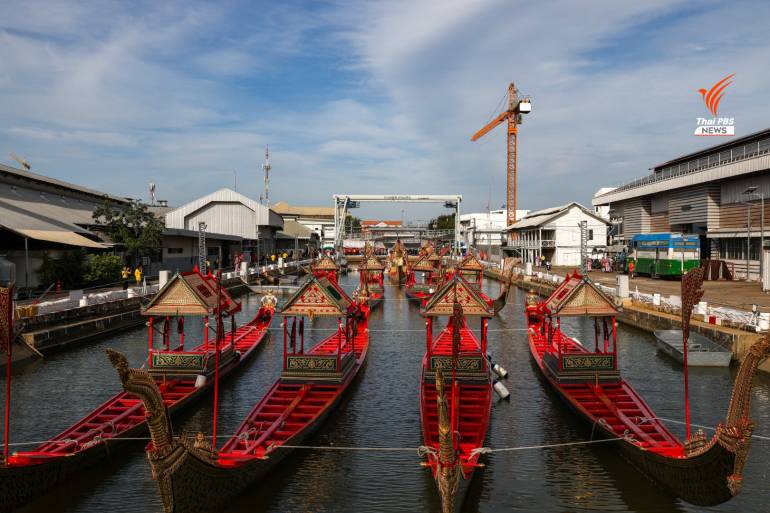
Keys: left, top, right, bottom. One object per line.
{"left": 654, "top": 329, "right": 732, "bottom": 367}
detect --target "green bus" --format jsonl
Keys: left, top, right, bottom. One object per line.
{"left": 629, "top": 233, "right": 700, "bottom": 278}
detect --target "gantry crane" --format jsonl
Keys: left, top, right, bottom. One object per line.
{"left": 471, "top": 83, "right": 531, "bottom": 226}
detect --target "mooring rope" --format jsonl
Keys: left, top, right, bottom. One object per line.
{"left": 644, "top": 416, "right": 770, "bottom": 442}
{"left": 266, "top": 327, "right": 528, "bottom": 332}
{"left": 3, "top": 436, "right": 634, "bottom": 453}
{"left": 11, "top": 422, "right": 769, "bottom": 450}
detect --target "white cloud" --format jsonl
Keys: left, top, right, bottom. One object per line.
{"left": 0, "top": 0, "right": 768, "bottom": 219}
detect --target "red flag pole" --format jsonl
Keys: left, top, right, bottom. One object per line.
{"left": 681, "top": 268, "right": 703, "bottom": 442}
{"left": 683, "top": 328, "right": 691, "bottom": 440}
{"left": 211, "top": 273, "right": 223, "bottom": 454}
{"left": 3, "top": 284, "right": 14, "bottom": 464}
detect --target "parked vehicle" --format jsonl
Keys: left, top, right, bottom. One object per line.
{"left": 628, "top": 233, "right": 700, "bottom": 278}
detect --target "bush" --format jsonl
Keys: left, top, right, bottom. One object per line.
{"left": 84, "top": 253, "right": 123, "bottom": 285}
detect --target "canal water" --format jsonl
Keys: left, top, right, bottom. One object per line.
{"left": 5, "top": 273, "right": 770, "bottom": 513}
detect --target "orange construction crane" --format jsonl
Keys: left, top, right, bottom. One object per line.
{"left": 471, "top": 83, "right": 531, "bottom": 226}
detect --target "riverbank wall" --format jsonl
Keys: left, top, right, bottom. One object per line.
{"left": 17, "top": 264, "right": 302, "bottom": 354}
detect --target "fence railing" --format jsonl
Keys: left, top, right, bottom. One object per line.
{"left": 598, "top": 138, "right": 770, "bottom": 197}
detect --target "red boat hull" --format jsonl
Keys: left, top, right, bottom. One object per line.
{"left": 525, "top": 305, "right": 764, "bottom": 506}
{"left": 0, "top": 309, "right": 273, "bottom": 513}
{"left": 135, "top": 310, "right": 371, "bottom": 513}
{"left": 420, "top": 322, "right": 491, "bottom": 513}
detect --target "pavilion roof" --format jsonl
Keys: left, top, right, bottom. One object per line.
{"left": 280, "top": 276, "right": 354, "bottom": 318}
{"left": 144, "top": 271, "right": 241, "bottom": 317}
{"left": 544, "top": 271, "right": 620, "bottom": 317}
{"left": 422, "top": 274, "right": 493, "bottom": 317}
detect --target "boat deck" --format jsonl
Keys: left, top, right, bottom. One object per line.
{"left": 217, "top": 317, "right": 369, "bottom": 464}
{"left": 431, "top": 324, "right": 484, "bottom": 354}
{"left": 421, "top": 324, "right": 491, "bottom": 476}
{"left": 529, "top": 325, "right": 684, "bottom": 457}
{"left": 9, "top": 313, "right": 272, "bottom": 466}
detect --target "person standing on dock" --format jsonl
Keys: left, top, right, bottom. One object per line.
{"left": 121, "top": 266, "right": 130, "bottom": 290}
{"left": 134, "top": 265, "right": 143, "bottom": 286}
{"left": 628, "top": 260, "right": 635, "bottom": 279}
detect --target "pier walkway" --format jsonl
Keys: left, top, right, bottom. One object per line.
{"left": 550, "top": 266, "right": 770, "bottom": 312}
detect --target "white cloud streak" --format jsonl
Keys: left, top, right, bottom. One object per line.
{"left": 0, "top": 0, "right": 768, "bottom": 220}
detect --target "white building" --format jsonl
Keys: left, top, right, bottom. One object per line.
{"left": 505, "top": 202, "right": 609, "bottom": 266}
{"left": 164, "top": 188, "right": 283, "bottom": 267}
{"left": 459, "top": 209, "right": 529, "bottom": 255}
{"left": 592, "top": 187, "right": 615, "bottom": 220}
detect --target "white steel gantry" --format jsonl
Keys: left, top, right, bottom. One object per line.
{"left": 332, "top": 194, "right": 462, "bottom": 252}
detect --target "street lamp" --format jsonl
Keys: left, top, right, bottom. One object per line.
{"left": 743, "top": 186, "right": 764, "bottom": 279}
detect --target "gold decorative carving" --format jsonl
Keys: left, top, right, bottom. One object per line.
{"left": 286, "top": 356, "right": 337, "bottom": 372}
{"left": 561, "top": 354, "right": 614, "bottom": 370}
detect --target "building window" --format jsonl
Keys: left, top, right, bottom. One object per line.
{"left": 588, "top": 229, "right": 594, "bottom": 240}
{"left": 720, "top": 238, "right": 760, "bottom": 261}
{"left": 167, "top": 248, "right": 183, "bottom": 254}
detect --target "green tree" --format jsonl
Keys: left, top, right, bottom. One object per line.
{"left": 36, "top": 251, "right": 86, "bottom": 289}
{"left": 344, "top": 215, "right": 362, "bottom": 232}
{"left": 93, "top": 200, "right": 164, "bottom": 262}
{"left": 428, "top": 213, "right": 455, "bottom": 230}
{"left": 83, "top": 253, "right": 123, "bottom": 285}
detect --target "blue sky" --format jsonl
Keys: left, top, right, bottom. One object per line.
{"left": 1, "top": 0, "right": 769, "bottom": 221}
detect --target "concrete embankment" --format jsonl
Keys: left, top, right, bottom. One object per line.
{"left": 485, "top": 268, "right": 768, "bottom": 372}
{"left": 21, "top": 297, "right": 146, "bottom": 353}
{"left": 19, "top": 274, "right": 274, "bottom": 354}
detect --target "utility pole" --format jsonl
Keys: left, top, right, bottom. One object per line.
{"left": 744, "top": 187, "right": 764, "bottom": 280}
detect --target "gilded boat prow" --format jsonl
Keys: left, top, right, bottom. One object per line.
{"left": 435, "top": 369, "right": 459, "bottom": 513}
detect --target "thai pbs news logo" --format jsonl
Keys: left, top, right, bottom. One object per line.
{"left": 694, "top": 73, "right": 735, "bottom": 136}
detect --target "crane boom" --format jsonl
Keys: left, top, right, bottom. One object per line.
{"left": 470, "top": 83, "right": 531, "bottom": 226}
{"left": 471, "top": 111, "right": 510, "bottom": 142}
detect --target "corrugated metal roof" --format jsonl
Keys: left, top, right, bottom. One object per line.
{"left": 272, "top": 201, "right": 335, "bottom": 218}
{"left": 165, "top": 188, "right": 283, "bottom": 239}
{"left": 0, "top": 199, "right": 92, "bottom": 234}
{"left": 593, "top": 154, "right": 770, "bottom": 206}
{"left": 653, "top": 127, "right": 770, "bottom": 170}
{"left": 506, "top": 202, "right": 609, "bottom": 230}
{"left": 0, "top": 163, "right": 131, "bottom": 204}
{"left": 279, "top": 219, "right": 314, "bottom": 239}
{"left": 0, "top": 183, "right": 101, "bottom": 228}
{"left": 12, "top": 230, "right": 108, "bottom": 248}
{"left": 0, "top": 200, "right": 108, "bottom": 248}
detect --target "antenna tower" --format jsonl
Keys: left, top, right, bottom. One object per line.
{"left": 262, "top": 146, "right": 271, "bottom": 208}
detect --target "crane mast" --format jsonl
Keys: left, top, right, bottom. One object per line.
{"left": 472, "top": 82, "right": 531, "bottom": 226}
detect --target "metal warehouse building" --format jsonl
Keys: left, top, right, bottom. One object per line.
{"left": 592, "top": 128, "right": 770, "bottom": 279}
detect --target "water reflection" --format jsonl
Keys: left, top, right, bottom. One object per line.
{"left": 4, "top": 276, "right": 769, "bottom": 513}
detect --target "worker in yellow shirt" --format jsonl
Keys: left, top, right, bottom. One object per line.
{"left": 121, "top": 266, "right": 130, "bottom": 290}
{"left": 134, "top": 265, "right": 143, "bottom": 285}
